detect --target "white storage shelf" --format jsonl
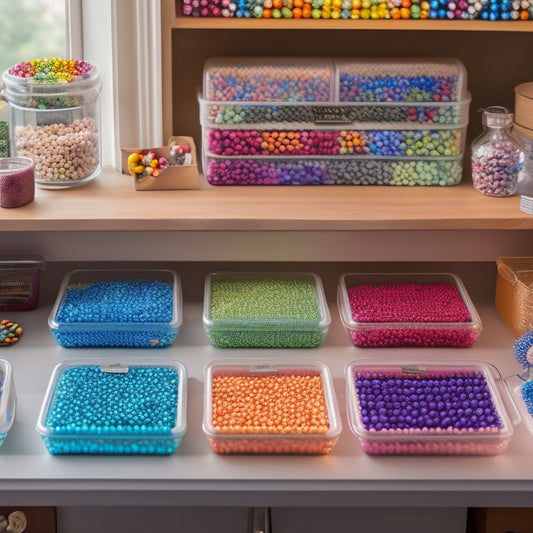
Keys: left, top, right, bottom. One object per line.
{"left": 1, "top": 290, "right": 532, "bottom": 508}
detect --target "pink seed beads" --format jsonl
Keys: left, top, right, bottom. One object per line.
{"left": 347, "top": 282, "right": 476, "bottom": 347}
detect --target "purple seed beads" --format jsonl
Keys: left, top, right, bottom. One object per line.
{"left": 346, "top": 282, "right": 476, "bottom": 348}
{"left": 352, "top": 368, "right": 506, "bottom": 455}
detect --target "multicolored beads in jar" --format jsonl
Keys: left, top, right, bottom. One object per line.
{"left": 208, "top": 369, "right": 335, "bottom": 453}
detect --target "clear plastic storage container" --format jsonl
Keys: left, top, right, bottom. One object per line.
{"left": 2, "top": 59, "right": 101, "bottom": 188}
{"left": 203, "top": 359, "right": 341, "bottom": 454}
{"left": 36, "top": 360, "right": 187, "bottom": 455}
{"left": 203, "top": 272, "right": 330, "bottom": 348}
{"left": 0, "top": 255, "right": 45, "bottom": 311}
{"left": 48, "top": 269, "right": 182, "bottom": 348}
{"left": 337, "top": 272, "right": 482, "bottom": 348}
{"left": 346, "top": 359, "right": 514, "bottom": 455}
{"left": 201, "top": 57, "right": 469, "bottom": 186}
{"left": 0, "top": 359, "right": 15, "bottom": 448}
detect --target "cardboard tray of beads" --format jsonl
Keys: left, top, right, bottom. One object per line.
{"left": 48, "top": 268, "right": 182, "bottom": 348}
{"left": 202, "top": 359, "right": 341, "bottom": 454}
{"left": 0, "top": 359, "right": 15, "bottom": 448}
{"left": 121, "top": 136, "right": 199, "bottom": 191}
{"left": 337, "top": 272, "right": 482, "bottom": 348}
{"left": 36, "top": 359, "right": 187, "bottom": 455}
{"left": 203, "top": 271, "right": 331, "bottom": 349}
{"left": 345, "top": 359, "right": 516, "bottom": 456}
{"left": 200, "top": 57, "right": 470, "bottom": 186}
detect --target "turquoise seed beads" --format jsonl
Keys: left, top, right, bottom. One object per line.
{"left": 43, "top": 365, "right": 180, "bottom": 455}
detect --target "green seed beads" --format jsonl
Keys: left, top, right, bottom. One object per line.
{"left": 206, "top": 273, "right": 329, "bottom": 349}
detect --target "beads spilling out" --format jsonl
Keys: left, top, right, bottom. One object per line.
{"left": 14, "top": 118, "right": 99, "bottom": 184}
{"left": 350, "top": 366, "right": 507, "bottom": 455}
{"left": 208, "top": 370, "right": 335, "bottom": 453}
{"left": 43, "top": 365, "right": 180, "bottom": 454}
{"left": 52, "top": 279, "right": 177, "bottom": 348}
{"left": 0, "top": 320, "right": 23, "bottom": 346}
{"left": 207, "top": 157, "right": 462, "bottom": 186}
{"left": 8, "top": 58, "right": 95, "bottom": 84}
{"left": 183, "top": 0, "right": 532, "bottom": 19}
{"left": 207, "top": 275, "right": 327, "bottom": 348}
{"left": 207, "top": 128, "right": 463, "bottom": 157}
{"left": 345, "top": 282, "right": 476, "bottom": 347}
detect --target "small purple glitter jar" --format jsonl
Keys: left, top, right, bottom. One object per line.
{"left": 345, "top": 359, "right": 514, "bottom": 456}
{"left": 0, "top": 157, "right": 34, "bottom": 208}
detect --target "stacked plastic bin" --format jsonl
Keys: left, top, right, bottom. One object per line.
{"left": 200, "top": 57, "right": 470, "bottom": 186}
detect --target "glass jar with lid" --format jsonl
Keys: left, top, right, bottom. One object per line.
{"left": 471, "top": 106, "right": 524, "bottom": 197}
{"left": 2, "top": 58, "right": 101, "bottom": 189}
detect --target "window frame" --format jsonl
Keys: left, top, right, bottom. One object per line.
{"left": 74, "top": 0, "right": 163, "bottom": 168}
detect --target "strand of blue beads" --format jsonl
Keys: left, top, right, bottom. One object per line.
{"left": 44, "top": 365, "right": 179, "bottom": 454}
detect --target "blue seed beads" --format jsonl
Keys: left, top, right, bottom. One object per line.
{"left": 352, "top": 367, "right": 506, "bottom": 455}
{"left": 52, "top": 279, "right": 176, "bottom": 348}
{"left": 43, "top": 365, "right": 180, "bottom": 454}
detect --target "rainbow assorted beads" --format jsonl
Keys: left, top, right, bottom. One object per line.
{"left": 203, "top": 272, "right": 330, "bottom": 348}
{"left": 338, "top": 273, "right": 482, "bottom": 348}
{"left": 36, "top": 361, "right": 187, "bottom": 455}
{"left": 201, "top": 58, "right": 469, "bottom": 186}
{"left": 203, "top": 360, "right": 341, "bottom": 454}
{"left": 183, "top": 0, "right": 532, "bottom": 18}
{"left": 49, "top": 269, "right": 182, "bottom": 348}
{"left": 8, "top": 58, "right": 95, "bottom": 84}
{"left": 345, "top": 360, "right": 513, "bottom": 455}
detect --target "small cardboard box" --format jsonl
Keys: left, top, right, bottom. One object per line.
{"left": 121, "top": 136, "right": 198, "bottom": 190}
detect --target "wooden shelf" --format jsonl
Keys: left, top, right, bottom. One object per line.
{"left": 170, "top": 16, "right": 533, "bottom": 32}
{"left": 1, "top": 167, "right": 533, "bottom": 233}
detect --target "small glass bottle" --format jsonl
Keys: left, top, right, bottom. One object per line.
{"left": 471, "top": 106, "right": 525, "bottom": 197}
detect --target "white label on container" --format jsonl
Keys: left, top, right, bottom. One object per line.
{"left": 250, "top": 364, "right": 279, "bottom": 373}
{"left": 401, "top": 365, "right": 427, "bottom": 374}
{"left": 100, "top": 363, "right": 130, "bottom": 374}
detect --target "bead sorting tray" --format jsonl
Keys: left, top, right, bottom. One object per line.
{"left": 345, "top": 359, "right": 514, "bottom": 456}
{"left": 36, "top": 360, "right": 187, "bottom": 455}
{"left": 203, "top": 272, "right": 330, "bottom": 348}
{"left": 48, "top": 268, "right": 182, "bottom": 348}
{"left": 203, "top": 359, "right": 341, "bottom": 454}
{"left": 0, "top": 359, "right": 15, "bottom": 448}
{"left": 337, "top": 272, "right": 482, "bottom": 347}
